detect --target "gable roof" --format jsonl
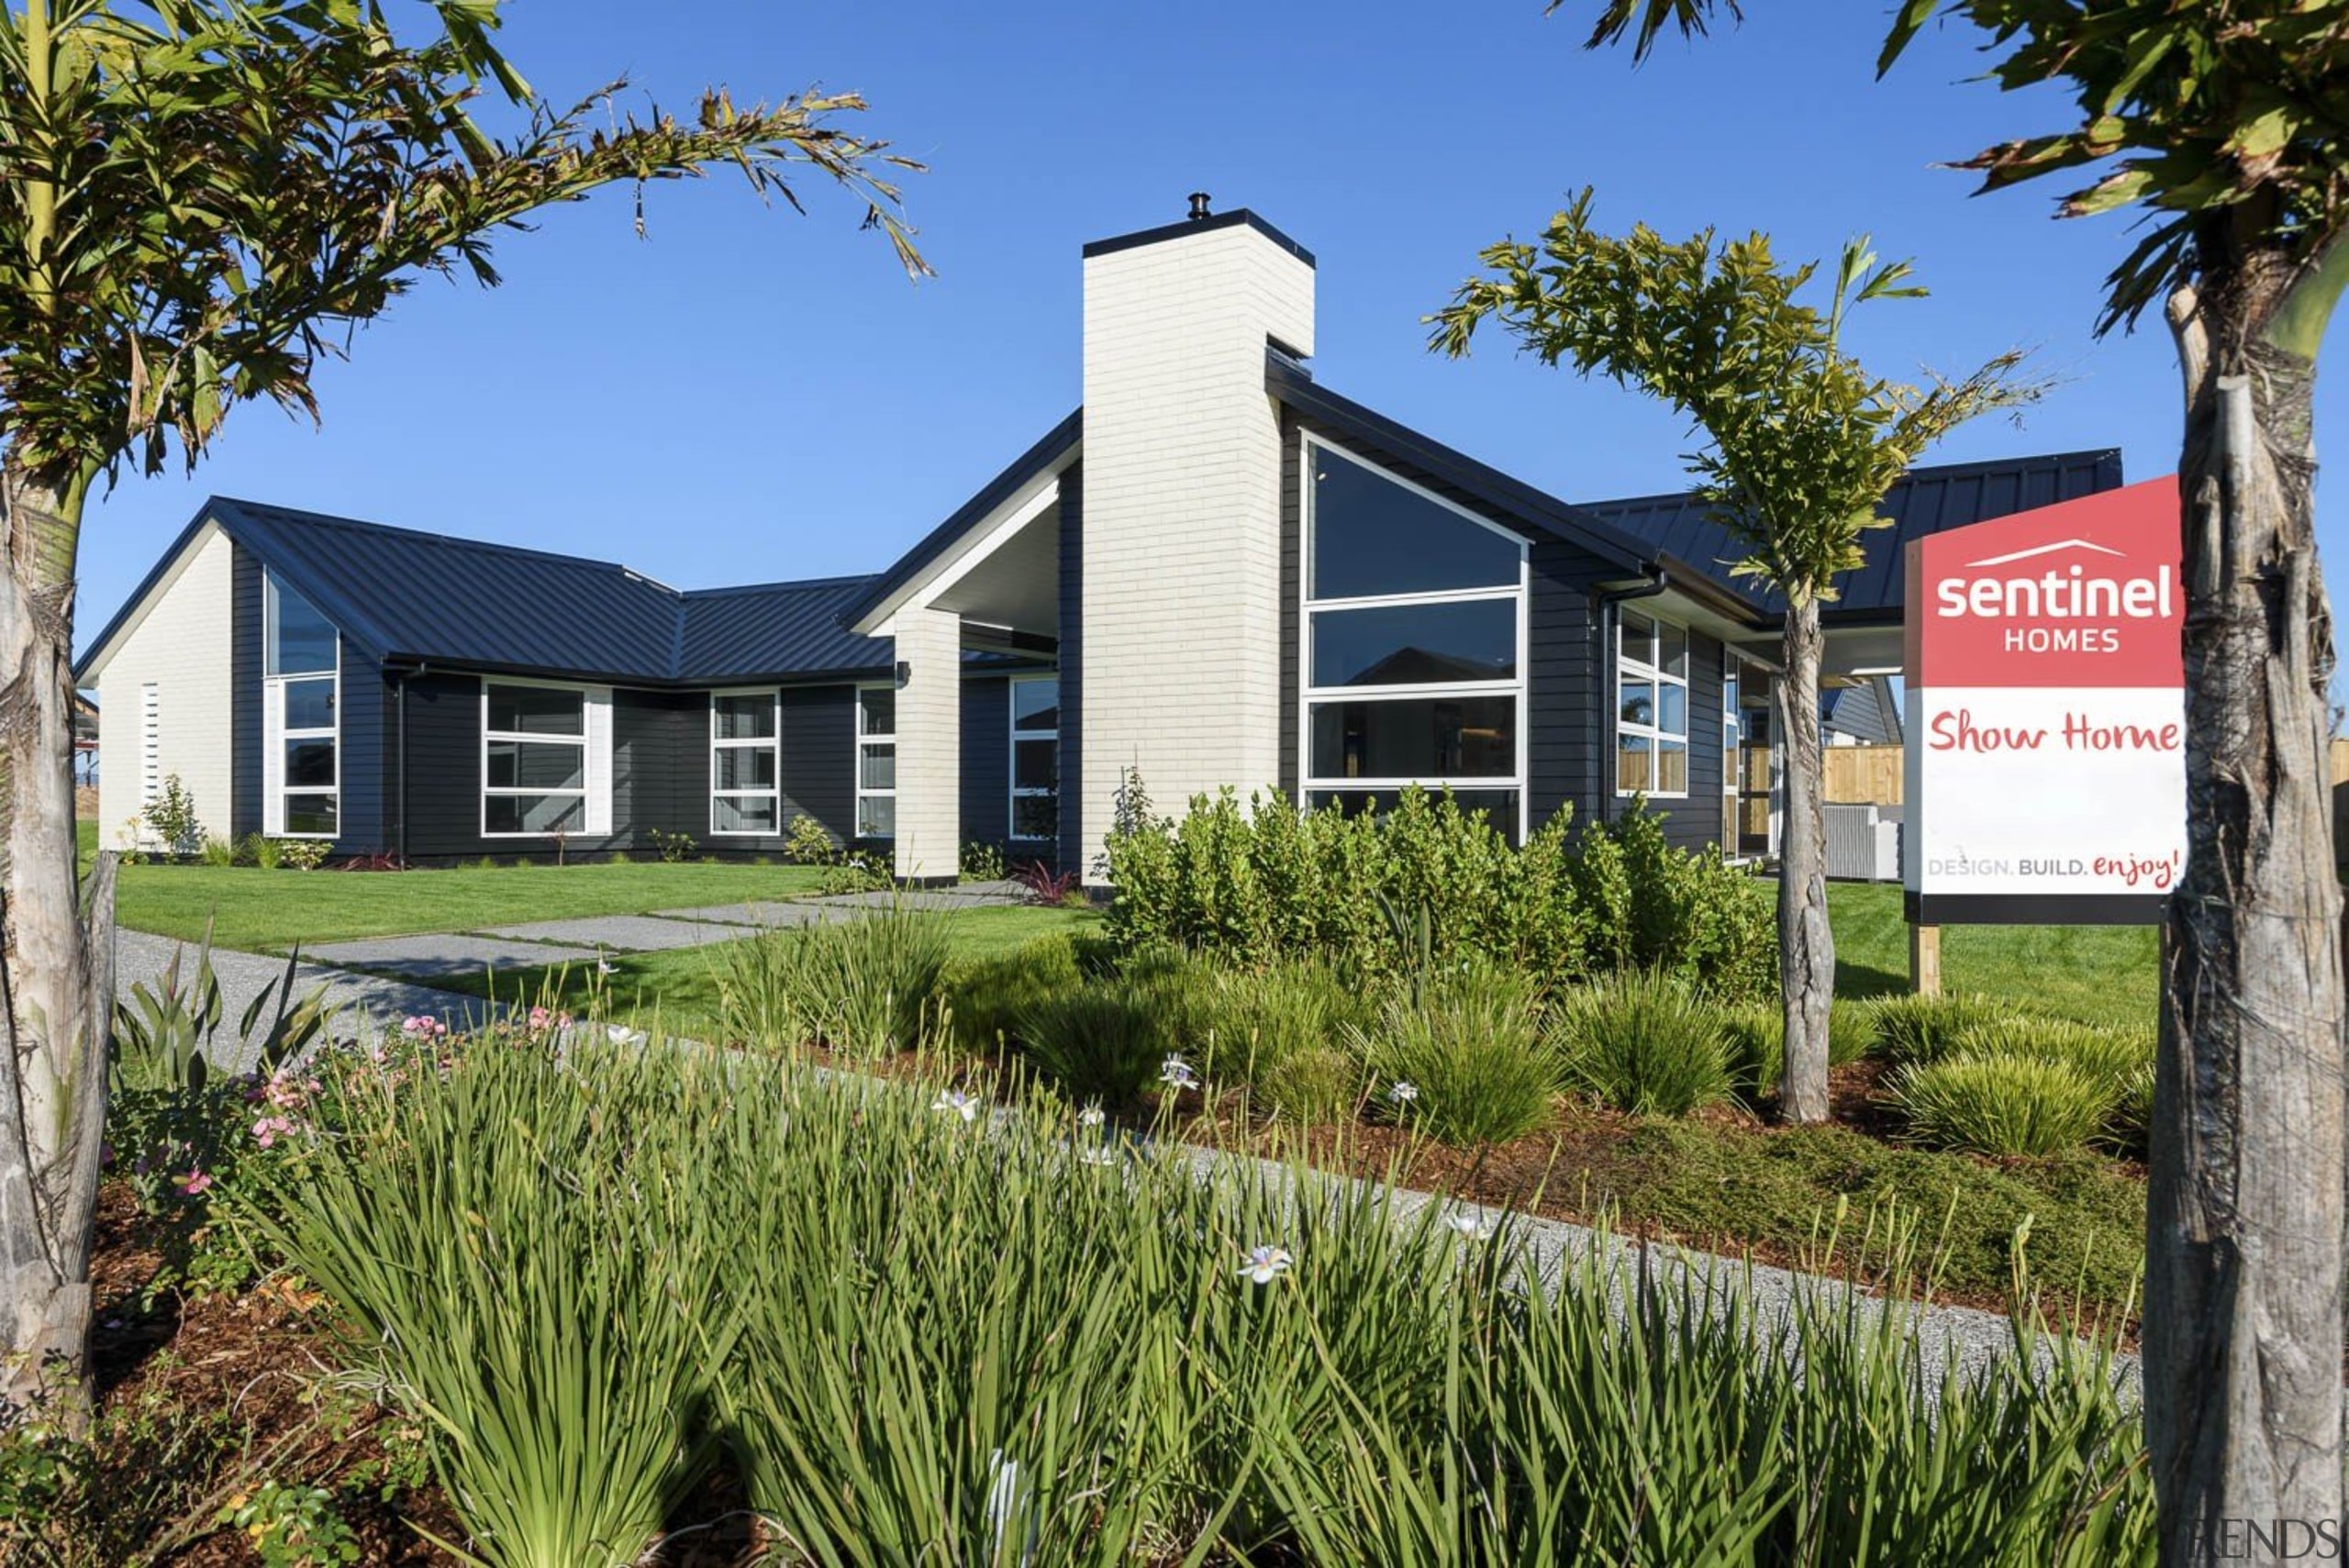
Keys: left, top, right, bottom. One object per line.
{"left": 1580, "top": 449, "right": 2127, "bottom": 624}
{"left": 76, "top": 498, "right": 892, "bottom": 687}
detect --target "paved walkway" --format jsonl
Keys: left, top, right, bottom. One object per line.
{"left": 299, "top": 879, "right": 1031, "bottom": 984}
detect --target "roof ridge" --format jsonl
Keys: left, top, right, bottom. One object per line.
{"left": 210, "top": 495, "right": 678, "bottom": 591}
{"left": 681, "top": 573, "right": 880, "bottom": 598}
{"left": 1577, "top": 448, "right": 2124, "bottom": 514}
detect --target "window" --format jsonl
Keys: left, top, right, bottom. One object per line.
{"left": 1617, "top": 609, "right": 1689, "bottom": 797}
{"left": 710, "top": 690, "right": 781, "bottom": 836}
{"left": 139, "top": 683, "right": 161, "bottom": 807}
{"left": 482, "top": 681, "right": 607, "bottom": 837}
{"left": 1009, "top": 675, "right": 1058, "bottom": 842}
{"left": 1300, "top": 436, "right": 1527, "bottom": 835}
{"left": 856, "top": 684, "right": 896, "bottom": 839}
{"left": 262, "top": 573, "right": 339, "bottom": 838}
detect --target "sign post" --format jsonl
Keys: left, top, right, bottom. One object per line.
{"left": 1903, "top": 477, "right": 2186, "bottom": 934}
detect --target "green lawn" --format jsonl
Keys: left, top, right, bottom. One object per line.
{"left": 432, "top": 903, "right": 1106, "bottom": 1031}
{"left": 1825, "top": 881, "right": 2158, "bottom": 1030}
{"left": 115, "top": 857, "right": 830, "bottom": 952}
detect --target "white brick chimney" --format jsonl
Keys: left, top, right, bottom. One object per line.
{"left": 1075, "top": 202, "right": 1316, "bottom": 876}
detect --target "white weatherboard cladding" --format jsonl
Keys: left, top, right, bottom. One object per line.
{"left": 96, "top": 525, "right": 236, "bottom": 849}
{"left": 892, "top": 606, "right": 961, "bottom": 880}
{"left": 1077, "top": 222, "right": 1315, "bottom": 880}
{"left": 1904, "top": 684, "right": 2188, "bottom": 899}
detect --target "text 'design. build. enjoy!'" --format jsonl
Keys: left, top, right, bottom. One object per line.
{"left": 1902, "top": 476, "right": 2185, "bottom": 925}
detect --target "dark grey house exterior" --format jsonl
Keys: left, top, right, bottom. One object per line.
{"left": 77, "top": 206, "right": 2123, "bottom": 876}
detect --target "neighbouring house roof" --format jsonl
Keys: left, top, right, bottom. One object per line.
{"left": 1580, "top": 449, "right": 2127, "bottom": 625}
{"left": 75, "top": 497, "right": 894, "bottom": 687}
{"left": 1821, "top": 681, "right": 1902, "bottom": 744}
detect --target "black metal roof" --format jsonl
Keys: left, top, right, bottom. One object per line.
{"left": 76, "top": 497, "right": 893, "bottom": 686}
{"left": 1580, "top": 449, "right": 2126, "bottom": 623}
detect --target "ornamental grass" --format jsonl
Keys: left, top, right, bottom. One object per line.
{"left": 251, "top": 1028, "right": 2155, "bottom": 1567}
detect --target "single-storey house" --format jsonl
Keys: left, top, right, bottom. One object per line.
{"left": 75, "top": 202, "right": 2124, "bottom": 880}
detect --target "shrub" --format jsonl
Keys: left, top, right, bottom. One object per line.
{"left": 196, "top": 833, "right": 238, "bottom": 867}
{"left": 272, "top": 838, "right": 330, "bottom": 871}
{"left": 1551, "top": 971, "right": 1733, "bottom": 1118}
{"left": 141, "top": 773, "right": 202, "bottom": 854}
{"left": 649, "top": 828, "right": 697, "bottom": 863}
{"left": 709, "top": 906, "right": 952, "bottom": 1059}
{"left": 2109, "top": 1063, "right": 2156, "bottom": 1156}
{"left": 1347, "top": 962, "right": 1557, "bottom": 1147}
{"left": 1948, "top": 1017, "right": 2154, "bottom": 1086}
{"left": 942, "top": 934, "right": 1084, "bottom": 1055}
{"left": 959, "top": 840, "right": 1007, "bottom": 882}
{"left": 1887, "top": 1051, "right": 2121, "bottom": 1158}
{"left": 244, "top": 831, "right": 283, "bottom": 871}
{"left": 1865, "top": 993, "right": 2014, "bottom": 1065}
{"left": 782, "top": 815, "right": 836, "bottom": 865}
{"left": 1197, "top": 959, "right": 1369, "bottom": 1124}
{"left": 1018, "top": 979, "right": 1175, "bottom": 1108}
{"left": 1012, "top": 859, "right": 1083, "bottom": 906}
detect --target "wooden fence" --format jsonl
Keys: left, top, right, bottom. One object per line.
{"left": 1817, "top": 738, "right": 2349, "bottom": 804}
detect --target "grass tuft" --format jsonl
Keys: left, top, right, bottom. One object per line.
{"left": 1551, "top": 970, "right": 1732, "bottom": 1117}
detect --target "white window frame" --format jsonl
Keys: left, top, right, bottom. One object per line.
{"left": 262, "top": 572, "right": 340, "bottom": 840}
{"left": 708, "top": 687, "right": 782, "bottom": 838}
{"left": 1008, "top": 673, "right": 1059, "bottom": 843}
{"left": 480, "top": 678, "right": 611, "bottom": 840}
{"left": 1615, "top": 608, "right": 1690, "bottom": 800}
{"left": 855, "top": 682, "right": 896, "bottom": 840}
{"left": 1297, "top": 432, "right": 1530, "bottom": 840}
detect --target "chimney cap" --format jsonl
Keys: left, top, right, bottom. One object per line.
{"left": 1187, "top": 192, "right": 1212, "bottom": 221}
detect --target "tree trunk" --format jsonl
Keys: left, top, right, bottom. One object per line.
{"left": 2146, "top": 280, "right": 2345, "bottom": 1562}
{"left": 0, "top": 463, "right": 106, "bottom": 1430}
{"left": 1776, "top": 598, "right": 1833, "bottom": 1124}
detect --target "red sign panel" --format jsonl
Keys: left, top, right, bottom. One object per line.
{"left": 1903, "top": 477, "right": 2183, "bottom": 689}
{"left": 1902, "top": 476, "right": 2186, "bottom": 924}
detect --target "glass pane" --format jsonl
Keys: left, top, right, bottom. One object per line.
{"left": 1309, "top": 444, "right": 1520, "bottom": 600}
{"left": 1307, "top": 788, "right": 1520, "bottom": 829}
{"left": 1013, "top": 738, "right": 1056, "bottom": 792}
{"left": 713, "top": 693, "right": 776, "bottom": 740}
{"left": 1310, "top": 598, "right": 1516, "bottom": 688}
{"left": 486, "top": 684, "right": 584, "bottom": 737}
{"left": 859, "top": 686, "right": 896, "bottom": 738}
{"left": 715, "top": 744, "right": 777, "bottom": 792}
{"left": 485, "top": 793, "right": 584, "bottom": 835}
{"left": 859, "top": 741, "right": 896, "bottom": 792}
{"left": 1619, "top": 610, "right": 1655, "bottom": 667}
{"left": 283, "top": 678, "right": 337, "bottom": 731}
{"left": 1618, "top": 735, "right": 1653, "bottom": 793}
{"left": 1308, "top": 695, "right": 1515, "bottom": 781}
{"left": 1658, "top": 623, "right": 1689, "bottom": 681}
{"left": 1657, "top": 740, "right": 1689, "bottom": 795}
{"left": 284, "top": 739, "right": 335, "bottom": 789}
{"left": 1658, "top": 684, "right": 1687, "bottom": 738}
{"left": 1011, "top": 679, "right": 1059, "bottom": 732}
{"left": 1619, "top": 680, "right": 1656, "bottom": 728}
{"left": 266, "top": 578, "right": 337, "bottom": 676}
{"left": 284, "top": 794, "right": 338, "bottom": 836}
{"left": 487, "top": 739, "right": 584, "bottom": 791}
{"left": 714, "top": 795, "right": 778, "bottom": 834}
{"left": 1011, "top": 795, "right": 1058, "bottom": 841}
{"left": 857, "top": 794, "right": 896, "bottom": 839}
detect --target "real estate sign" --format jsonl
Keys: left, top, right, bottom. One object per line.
{"left": 1902, "top": 476, "right": 2184, "bottom": 924}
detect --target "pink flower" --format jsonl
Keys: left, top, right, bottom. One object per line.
{"left": 400, "top": 1015, "right": 447, "bottom": 1040}
{"left": 178, "top": 1170, "right": 214, "bottom": 1197}
{"left": 251, "top": 1115, "right": 296, "bottom": 1150}
{"left": 528, "top": 1006, "right": 552, "bottom": 1032}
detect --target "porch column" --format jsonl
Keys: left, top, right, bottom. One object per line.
{"left": 892, "top": 605, "right": 961, "bottom": 884}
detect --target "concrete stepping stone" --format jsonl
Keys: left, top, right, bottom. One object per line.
{"left": 305, "top": 933, "right": 603, "bottom": 984}
{"left": 804, "top": 885, "right": 1029, "bottom": 910}
{"left": 476, "top": 915, "right": 754, "bottom": 952}
{"left": 651, "top": 901, "right": 858, "bottom": 929}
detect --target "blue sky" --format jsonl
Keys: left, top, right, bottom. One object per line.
{"left": 76, "top": 1, "right": 2343, "bottom": 656}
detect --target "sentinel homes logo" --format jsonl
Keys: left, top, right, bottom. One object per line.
{"left": 1933, "top": 537, "right": 2176, "bottom": 655}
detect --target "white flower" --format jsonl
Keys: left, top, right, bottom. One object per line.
{"left": 1386, "top": 1080, "right": 1420, "bottom": 1106}
{"left": 1237, "top": 1244, "right": 1294, "bottom": 1285}
{"left": 607, "top": 1025, "right": 646, "bottom": 1047}
{"left": 1076, "top": 1105, "right": 1107, "bottom": 1129}
{"left": 1160, "top": 1055, "right": 1200, "bottom": 1091}
{"left": 932, "top": 1089, "right": 981, "bottom": 1123}
{"left": 1444, "top": 1210, "right": 1497, "bottom": 1242}
{"left": 1078, "top": 1145, "right": 1120, "bottom": 1168}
